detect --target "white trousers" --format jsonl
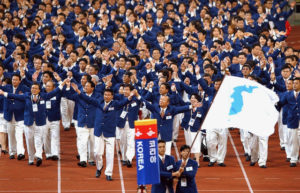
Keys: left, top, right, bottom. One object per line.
{"left": 287, "top": 128, "right": 299, "bottom": 163}
{"left": 240, "top": 129, "right": 251, "bottom": 155}
{"left": 206, "top": 128, "right": 228, "bottom": 163}
{"left": 6, "top": 118, "right": 25, "bottom": 156}
{"left": 278, "top": 109, "right": 285, "bottom": 148}
{"left": 165, "top": 141, "right": 172, "bottom": 156}
{"left": 78, "top": 126, "right": 95, "bottom": 162}
{"left": 60, "top": 97, "right": 75, "bottom": 128}
{"left": 172, "top": 113, "right": 183, "bottom": 141}
{"left": 118, "top": 126, "right": 127, "bottom": 161}
{"left": 125, "top": 124, "right": 135, "bottom": 162}
{"left": 0, "top": 114, "right": 7, "bottom": 133}
{"left": 24, "top": 123, "right": 45, "bottom": 162}
{"left": 184, "top": 128, "right": 201, "bottom": 153}
{"left": 283, "top": 125, "right": 291, "bottom": 159}
{"left": 43, "top": 120, "right": 60, "bottom": 157}
{"left": 94, "top": 134, "right": 115, "bottom": 176}
{"left": 250, "top": 135, "right": 268, "bottom": 166}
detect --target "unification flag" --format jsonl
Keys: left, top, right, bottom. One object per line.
{"left": 135, "top": 119, "right": 160, "bottom": 185}
{"left": 202, "top": 76, "right": 279, "bottom": 137}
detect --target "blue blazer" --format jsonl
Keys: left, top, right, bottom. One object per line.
{"left": 116, "top": 96, "right": 141, "bottom": 129}
{"left": 45, "top": 89, "right": 63, "bottom": 122}
{"left": 181, "top": 107, "right": 204, "bottom": 132}
{"left": 1, "top": 84, "right": 30, "bottom": 122}
{"left": 143, "top": 99, "right": 190, "bottom": 141}
{"left": 279, "top": 91, "right": 300, "bottom": 129}
{"left": 175, "top": 159, "right": 198, "bottom": 193}
{"left": 78, "top": 94, "right": 130, "bottom": 137}
{"left": 6, "top": 87, "right": 61, "bottom": 126}
{"left": 65, "top": 90, "right": 101, "bottom": 128}
{"left": 151, "top": 155, "right": 176, "bottom": 193}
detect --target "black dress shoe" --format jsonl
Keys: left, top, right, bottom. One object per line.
{"left": 208, "top": 162, "right": 215, "bottom": 167}
{"left": 290, "top": 163, "right": 297, "bottom": 167}
{"left": 88, "top": 161, "right": 96, "bottom": 166}
{"left": 95, "top": 168, "right": 102, "bottom": 178}
{"left": 76, "top": 155, "right": 80, "bottom": 160}
{"left": 218, "top": 163, "right": 226, "bottom": 167}
{"left": 286, "top": 158, "right": 291, "bottom": 162}
{"left": 2, "top": 150, "right": 8, "bottom": 154}
{"left": 244, "top": 153, "right": 249, "bottom": 157}
{"left": 52, "top": 156, "right": 59, "bottom": 161}
{"left": 36, "top": 158, "right": 42, "bottom": 167}
{"left": 70, "top": 123, "right": 75, "bottom": 128}
{"left": 118, "top": 150, "right": 121, "bottom": 155}
{"left": 77, "top": 161, "right": 87, "bottom": 167}
{"left": 9, "top": 155, "right": 15, "bottom": 159}
{"left": 64, "top": 127, "right": 70, "bottom": 131}
{"left": 46, "top": 156, "right": 53, "bottom": 160}
{"left": 246, "top": 155, "right": 251, "bottom": 162}
{"left": 280, "top": 146, "right": 285, "bottom": 150}
{"left": 17, "top": 154, "right": 25, "bottom": 160}
{"left": 259, "top": 165, "right": 267, "bottom": 168}
{"left": 106, "top": 175, "right": 112, "bottom": 181}
{"left": 250, "top": 162, "right": 256, "bottom": 166}
{"left": 203, "top": 157, "right": 210, "bottom": 162}
{"left": 121, "top": 160, "right": 127, "bottom": 166}
{"left": 28, "top": 162, "right": 34, "bottom": 165}
{"left": 126, "top": 160, "right": 132, "bottom": 168}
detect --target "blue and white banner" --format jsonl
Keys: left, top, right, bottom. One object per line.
{"left": 135, "top": 119, "right": 160, "bottom": 185}
{"left": 202, "top": 76, "right": 279, "bottom": 137}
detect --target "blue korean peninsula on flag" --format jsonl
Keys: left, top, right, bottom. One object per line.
{"left": 202, "top": 76, "right": 279, "bottom": 137}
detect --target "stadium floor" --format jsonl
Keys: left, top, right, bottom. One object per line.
{"left": 0, "top": 123, "right": 300, "bottom": 193}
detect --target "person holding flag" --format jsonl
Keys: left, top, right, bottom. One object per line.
{"left": 174, "top": 145, "right": 198, "bottom": 193}
{"left": 151, "top": 140, "right": 177, "bottom": 193}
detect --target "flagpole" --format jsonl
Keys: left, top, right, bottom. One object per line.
{"left": 173, "top": 75, "right": 227, "bottom": 192}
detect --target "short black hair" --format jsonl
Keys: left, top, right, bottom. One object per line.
{"left": 86, "top": 80, "right": 95, "bottom": 88}
{"left": 180, "top": 144, "right": 191, "bottom": 152}
{"left": 158, "top": 140, "right": 166, "bottom": 144}
{"left": 104, "top": 88, "right": 114, "bottom": 95}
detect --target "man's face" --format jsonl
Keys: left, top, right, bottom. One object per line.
{"left": 79, "top": 61, "right": 87, "bottom": 71}
{"left": 12, "top": 76, "right": 21, "bottom": 87}
{"left": 34, "top": 59, "right": 42, "bottom": 70}
{"left": 31, "top": 84, "right": 40, "bottom": 95}
{"left": 104, "top": 91, "right": 113, "bottom": 103}
{"left": 242, "top": 67, "right": 251, "bottom": 77}
{"left": 286, "top": 80, "right": 293, "bottom": 91}
{"left": 214, "top": 81, "right": 222, "bottom": 91}
{"left": 204, "top": 68, "right": 214, "bottom": 76}
{"left": 84, "top": 82, "right": 94, "bottom": 94}
{"left": 123, "top": 74, "right": 130, "bottom": 83}
{"left": 159, "top": 96, "right": 169, "bottom": 108}
{"left": 293, "top": 79, "right": 300, "bottom": 91}
{"left": 180, "top": 148, "right": 189, "bottom": 159}
{"left": 123, "top": 87, "right": 131, "bottom": 97}
{"left": 158, "top": 142, "right": 166, "bottom": 156}
{"left": 45, "top": 81, "right": 55, "bottom": 93}
{"left": 238, "top": 55, "right": 247, "bottom": 65}
{"left": 81, "top": 76, "right": 88, "bottom": 86}
{"left": 42, "top": 74, "right": 51, "bottom": 84}
{"left": 281, "top": 68, "right": 291, "bottom": 79}
{"left": 152, "top": 50, "right": 161, "bottom": 60}
{"left": 159, "top": 85, "right": 168, "bottom": 95}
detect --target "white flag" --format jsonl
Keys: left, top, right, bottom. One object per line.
{"left": 202, "top": 76, "right": 279, "bottom": 137}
